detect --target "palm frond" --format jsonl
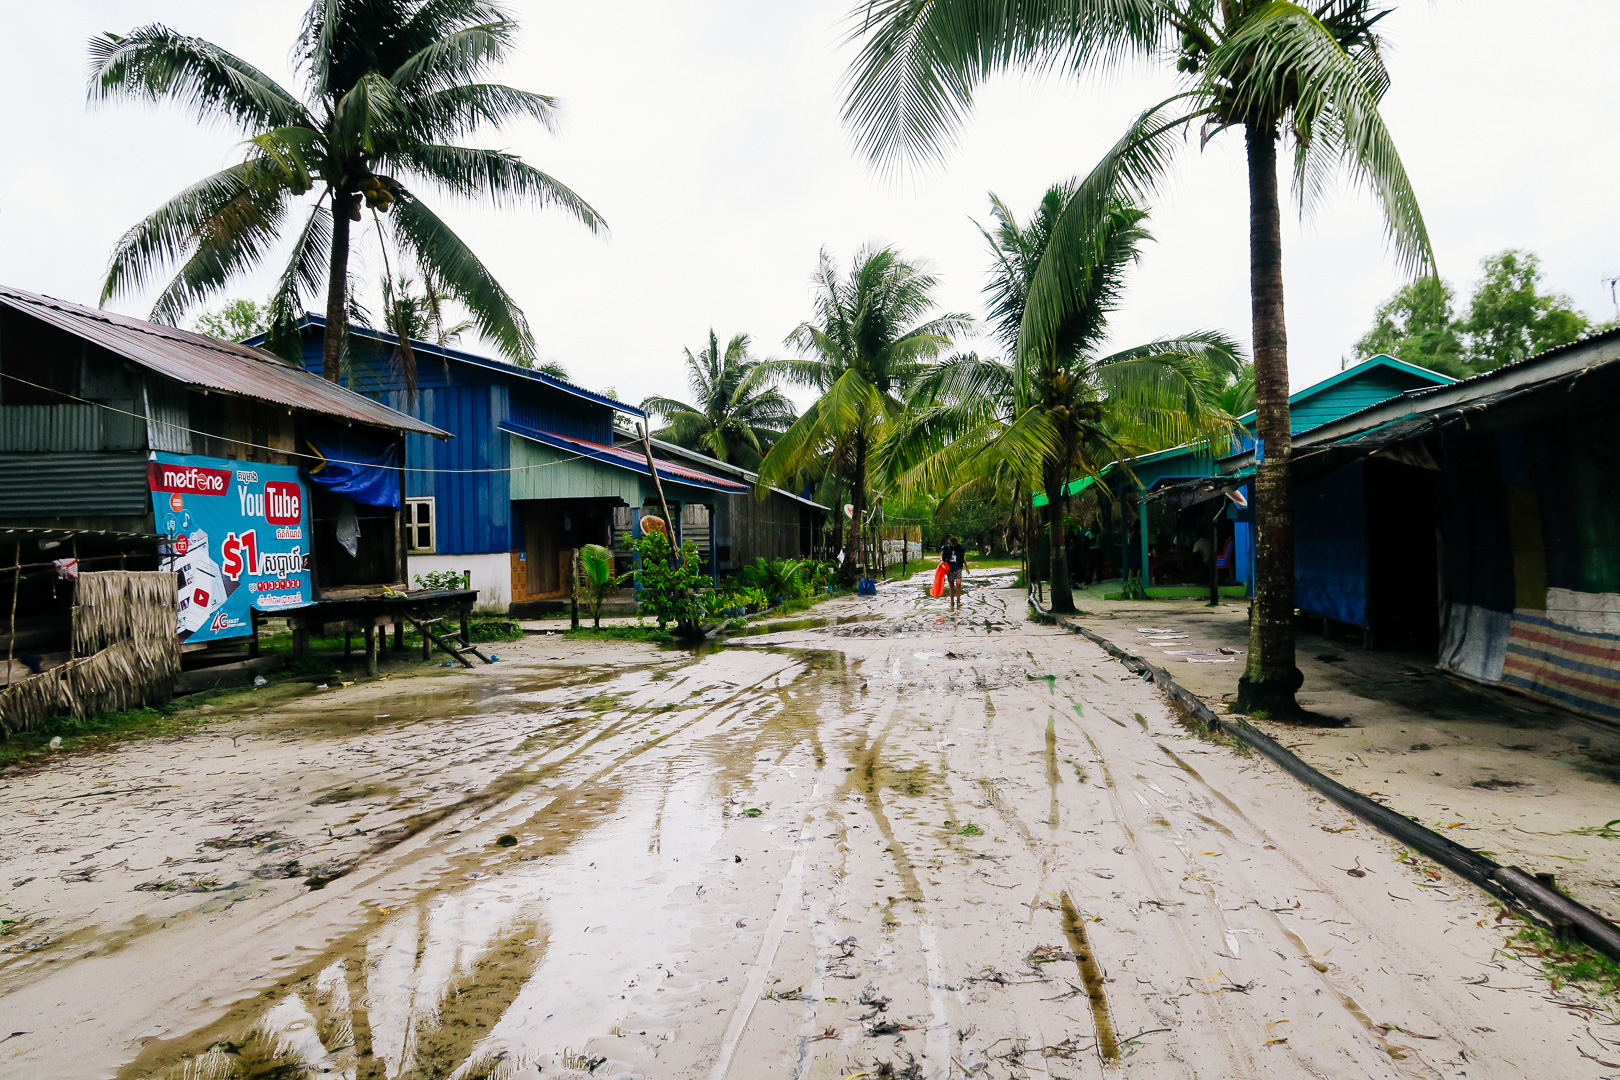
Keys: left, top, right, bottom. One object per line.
{"left": 392, "top": 144, "right": 606, "bottom": 231}
{"left": 839, "top": 0, "right": 1166, "bottom": 171}
{"left": 87, "top": 25, "right": 310, "bottom": 131}
{"left": 264, "top": 201, "right": 333, "bottom": 362}
{"left": 391, "top": 192, "right": 534, "bottom": 363}
{"left": 102, "top": 157, "right": 296, "bottom": 314}
{"left": 1209, "top": 2, "right": 1433, "bottom": 275}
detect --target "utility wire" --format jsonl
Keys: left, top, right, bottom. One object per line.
{"left": 0, "top": 369, "right": 644, "bottom": 478}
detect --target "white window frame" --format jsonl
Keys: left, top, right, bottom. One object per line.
{"left": 406, "top": 497, "right": 436, "bottom": 554}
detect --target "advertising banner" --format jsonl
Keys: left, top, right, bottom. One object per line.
{"left": 149, "top": 452, "right": 312, "bottom": 642}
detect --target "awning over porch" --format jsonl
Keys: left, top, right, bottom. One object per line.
{"left": 501, "top": 422, "right": 748, "bottom": 505}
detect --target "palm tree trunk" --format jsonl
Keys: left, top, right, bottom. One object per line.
{"left": 840, "top": 434, "right": 866, "bottom": 584}
{"left": 1236, "top": 125, "right": 1302, "bottom": 715}
{"left": 1045, "top": 464, "right": 1074, "bottom": 613}
{"left": 322, "top": 191, "right": 353, "bottom": 382}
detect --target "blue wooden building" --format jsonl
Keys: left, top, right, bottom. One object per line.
{"left": 260, "top": 318, "right": 749, "bottom": 612}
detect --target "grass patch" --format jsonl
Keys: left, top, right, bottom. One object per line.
{"left": 1103, "top": 585, "right": 1247, "bottom": 600}
{"left": 954, "top": 822, "right": 984, "bottom": 837}
{"left": 965, "top": 555, "right": 1022, "bottom": 569}
{"left": 0, "top": 701, "right": 203, "bottom": 769}
{"left": 563, "top": 625, "right": 673, "bottom": 644}
{"left": 1507, "top": 920, "right": 1620, "bottom": 996}
{"left": 1571, "top": 819, "right": 1620, "bottom": 839}
{"left": 310, "top": 782, "right": 392, "bottom": 806}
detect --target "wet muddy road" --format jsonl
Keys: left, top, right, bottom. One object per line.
{"left": 1, "top": 573, "right": 1609, "bottom": 1079}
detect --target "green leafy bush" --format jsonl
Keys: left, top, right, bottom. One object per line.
{"left": 738, "top": 558, "right": 813, "bottom": 603}
{"left": 414, "top": 569, "right": 468, "bottom": 591}
{"left": 633, "top": 529, "right": 708, "bottom": 636}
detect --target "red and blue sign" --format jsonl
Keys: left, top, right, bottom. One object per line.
{"left": 149, "top": 452, "right": 313, "bottom": 642}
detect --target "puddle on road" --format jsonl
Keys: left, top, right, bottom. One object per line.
{"left": 114, "top": 646, "right": 848, "bottom": 1080}
{"left": 1058, "top": 891, "right": 1120, "bottom": 1063}
{"left": 723, "top": 613, "right": 884, "bottom": 638}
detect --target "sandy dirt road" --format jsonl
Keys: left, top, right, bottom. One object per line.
{"left": 1, "top": 571, "right": 1615, "bottom": 1079}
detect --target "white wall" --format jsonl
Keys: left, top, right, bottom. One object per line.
{"left": 409, "top": 553, "right": 511, "bottom": 613}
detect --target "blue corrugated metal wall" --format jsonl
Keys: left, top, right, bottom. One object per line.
{"left": 508, "top": 387, "right": 613, "bottom": 443}
{"left": 298, "top": 335, "right": 512, "bottom": 555}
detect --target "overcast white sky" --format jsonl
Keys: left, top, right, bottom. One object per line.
{"left": 3, "top": 2, "right": 1616, "bottom": 408}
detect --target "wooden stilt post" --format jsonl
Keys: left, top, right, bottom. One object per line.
{"left": 364, "top": 623, "right": 378, "bottom": 678}
{"left": 6, "top": 542, "right": 19, "bottom": 687}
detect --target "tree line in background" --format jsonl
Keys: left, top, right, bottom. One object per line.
{"left": 1354, "top": 249, "right": 1609, "bottom": 377}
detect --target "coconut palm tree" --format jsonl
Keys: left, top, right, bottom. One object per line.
{"left": 843, "top": 0, "right": 1433, "bottom": 712}
{"left": 640, "top": 330, "right": 797, "bottom": 470}
{"left": 758, "top": 246, "right": 969, "bottom": 582}
{"left": 886, "top": 186, "right": 1241, "bottom": 612}
{"left": 90, "top": 0, "right": 604, "bottom": 379}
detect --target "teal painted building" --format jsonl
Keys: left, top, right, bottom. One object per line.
{"left": 1044, "top": 355, "right": 1454, "bottom": 593}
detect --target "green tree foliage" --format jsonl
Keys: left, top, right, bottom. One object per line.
{"left": 1217, "top": 362, "right": 1257, "bottom": 417}
{"left": 1353, "top": 277, "right": 1467, "bottom": 376}
{"left": 641, "top": 330, "right": 796, "bottom": 469}
{"left": 758, "top": 246, "right": 969, "bottom": 582}
{"left": 381, "top": 272, "right": 474, "bottom": 347}
{"left": 1355, "top": 250, "right": 1595, "bottom": 376}
{"left": 1462, "top": 250, "right": 1593, "bottom": 371}
{"left": 89, "top": 0, "right": 604, "bottom": 377}
{"left": 192, "top": 298, "right": 270, "bottom": 343}
{"left": 883, "top": 186, "right": 1240, "bottom": 613}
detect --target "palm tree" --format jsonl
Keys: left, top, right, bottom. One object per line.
{"left": 886, "top": 186, "right": 1240, "bottom": 612}
{"left": 758, "top": 246, "right": 969, "bottom": 582}
{"left": 843, "top": 0, "right": 1432, "bottom": 712}
{"left": 640, "top": 330, "right": 797, "bottom": 469}
{"left": 90, "top": 0, "right": 605, "bottom": 379}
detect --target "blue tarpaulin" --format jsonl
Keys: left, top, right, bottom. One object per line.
{"left": 1295, "top": 461, "right": 1367, "bottom": 627}
{"left": 302, "top": 430, "right": 400, "bottom": 508}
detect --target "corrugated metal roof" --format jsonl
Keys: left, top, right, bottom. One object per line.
{"left": 645, "top": 436, "right": 829, "bottom": 510}
{"left": 0, "top": 285, "right": 449, "bottom": 439}
{"left": 271, "top": 315, "right": 646, "bottom": 418}
{"left": 499, "top": 422, "right": 748, "bottom": 494}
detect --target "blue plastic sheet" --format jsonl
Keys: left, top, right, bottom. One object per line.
{"left": 1295, "top": 462, "right": 1367, "bottom": 627}
{"left": 302, "top": 430, "right": 400, "bottom": 508}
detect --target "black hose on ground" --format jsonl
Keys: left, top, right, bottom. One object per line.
{"left": 1030, "top": 600, "right": 1620, "bottom": 965}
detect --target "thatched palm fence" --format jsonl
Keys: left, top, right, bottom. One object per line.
{"left": 0, "top": 571, "right": 180, "bottom": 735}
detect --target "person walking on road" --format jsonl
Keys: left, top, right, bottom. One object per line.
{"left": 941, "top": 536, "right": 967, "bottom": 610}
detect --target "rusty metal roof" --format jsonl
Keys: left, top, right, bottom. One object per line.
{"left": 0, "top": 285, "right": 448, "bottom": 438}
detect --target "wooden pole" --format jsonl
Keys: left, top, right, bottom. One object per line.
{"left": 569, "top": 548, "right": 580, "bottom": 631}
{"left": 364, "top": 623, "right": 378, "bottom": 678}
{"left": 6, "top": 542, "right": 19, "bottom": 687}
{"left": 636, "top": 423, "right": 675, "bottom": 549}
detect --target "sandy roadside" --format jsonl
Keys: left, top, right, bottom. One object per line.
{"left": 0, "top": 571, "right": 1612, "bottom": 1079}
{"left": 1067, "top": 589, "right": 1620, "bottom": 923}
